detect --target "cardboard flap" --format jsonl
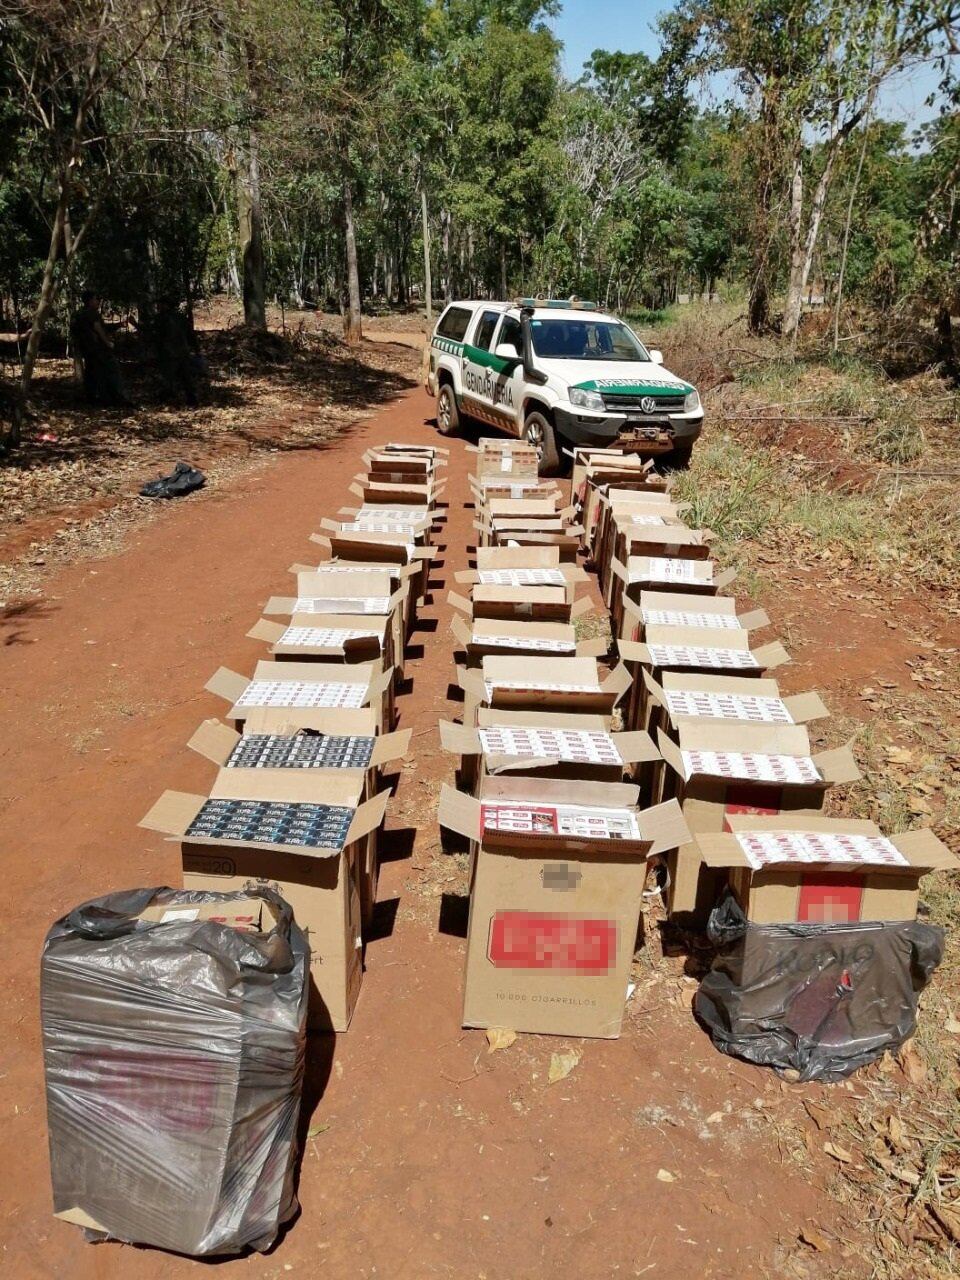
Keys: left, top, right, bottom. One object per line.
{"left": 370, "top": 728, "right": 413, "bottom": 766}
{"left": 205, "top": 667, "right": 249, "bottom": 705}
{"left": 600, "top": 661, "right": 633, "bottom": 702}
{"left": 457, "top": 666, "right": 486, "bottom": 699}
{"left": 637, "top": 799, "right": 691, "bottom": 857}
{"left": 368, "top": 666, "right": 395, "bottom": 698}
{"left": 616, "top": 639, "right": 647, "bottom": 664}
{"left": 247, "top": 618, "right": 285, "bottom": 645}
{"left": 715, "top": 567, "right": 736, "bottom": 588}
{"left": 739, "top": 608, "right": 770, "bottom": 631}
{"left": 187, "top": 719, "right": 239, "bottom": 766}
{"left": 612, "top": 730, "right": 661, "bottom": 764}
{"left": 454, "top": 569, "right": 480, "bottom": 585}
{"left": 437, "top": 784, "right": 481, "bottom": 841}
{"left": 656, "top": 729, "right": 685, "bottom": 778}
{"left": 139, "top": 790, "right": 205, "bottom": 837}
{"left": 753, "top": 640, "right": 791, "bottom": 670}
{"left": 450, "top": 614, "right": 473, "bottom": 647}
{"left": 610, "top": 556, "right": 628, "bottom": 584}
{"left": 812, "top": 743, "right": 861, "bottom": 785}
{"left": 576, "top": 637, "right": 607, "bottom": 657}
{"left": 288, "top": 562, "right": 315, "bottom": 574}
{"left": 784, "top": 691, "right": 830, "bottom": 723}
{"left": 311, "top": 531, "right": 334, "bottom": 546}
{"left": 641, "top": 667, "right": 666, "bottom": 708}
{"left": 570, "top": 596, "right": 594, "bottom": 619}
{"left": 346, "top": 789, "right": 390, "bottom": 844}
{"left": 438, "top": 719, "right": 480, "bottom": 755}
{"left": 263, "top": 595, "right": 297, "bottom": 615}
{"left": 892, "top": 828, "right": 960, "bottom": 872}
{"left": 447, "top": 590, "right": 473, "bottom": 616}
{"left": 348, "top": 481, "right": 364, "bottom": 498}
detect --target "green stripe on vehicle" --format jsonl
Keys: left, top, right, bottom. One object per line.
{"left": 572, "top": 378, "right": 691, "bottom": 397}
{"left": 463, "top": 343, "right": 517, "bottom": 374}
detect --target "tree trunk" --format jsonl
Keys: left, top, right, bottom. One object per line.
{"left": 421, "top": 182, "right": 433, "bottom": 323}
{"left": 343, "top": 175, "right": 362, "bottom": 343}
{"left": 237, "top": 128, "right": 266, "bottom": 329}
{"left": 18, "top": 188, "right": 68, "bottom": 422}
{"left": 783, "top": 151, "right": 806, "bottom": 343}
{"left": 441, "top": 210, "right": 452, "bottom": 303}
{"left": 833, "top": 123, "right": 872, "bottom": 353}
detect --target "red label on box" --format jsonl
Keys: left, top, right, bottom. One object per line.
{"left": 797, "top": 875, "right": 864, "bottom": 924}
{"left": 722, "top": 785, "right": 782, "bottom": 832}
{"left": 488, "top": 911, "right": 617, "bottom": 975}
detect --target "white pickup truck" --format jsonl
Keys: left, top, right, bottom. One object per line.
{"left": 424, "top": 297, "right": 703, "bottom": 472}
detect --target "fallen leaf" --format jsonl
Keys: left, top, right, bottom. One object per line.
{"left": 705, "top": 1111, "right": 724, "bottom": 1124}
{"left": 307, "top": 1123, "right": 330, "bottom": 1139}
{"left": 485, "top": 1028, "right": 517, "bottom": 1053}
{"left": 824, "top": 1142, "right": 854, "bottom": 1163}
{"left": 944, "top": 1017, "right": 960, "bottom": 1035}
{"left": 547, "top": 1049, "right": 580, "bottom": 1085}
{"left": 887, "top": 1114, "right": 905, "bottom": 1149}
{"left": 656, "top": 1169, "right": 677, "bottom": 1183}
{"left": 875, "top": 1155, "right": 920, "bottom": 1187}
{"left": 799, "top": 1226, "right": 832, "bottom": 1252}
{"left": 897, "top": 1040, "right": 927, "bottom": 1085}
{"left": 804, "top": 1101, "right": 841, "bottom": 1131}
{"left": 885, "top": 747, "right": 914, "bottom": 764}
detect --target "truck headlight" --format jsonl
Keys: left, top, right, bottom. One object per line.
{"left": 569, "top": 387, "right": 605, "bottom": 412}
{"left": 684, "top": 389, "right": 701, "bottom": 413}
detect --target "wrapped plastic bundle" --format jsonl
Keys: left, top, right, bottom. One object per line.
{"left": 695, "top": 894, "right": 944, "bottom": 1082}
{"left": 42, "top": 886, "right": 307, "bottom": 1255}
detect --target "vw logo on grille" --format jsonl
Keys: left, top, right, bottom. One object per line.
{"left": 640, "top": 396, "right": 657, "bottom": 414}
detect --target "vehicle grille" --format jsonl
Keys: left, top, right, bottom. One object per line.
{"left": 601, "top": 392, "right": 685, "bottom": 413}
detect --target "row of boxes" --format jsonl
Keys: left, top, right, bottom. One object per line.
{"left": 575, "top": 447, "right": 956, "bottom": 932}
{"left": 141, "top": 443, "right": 449, "bottom": 1031}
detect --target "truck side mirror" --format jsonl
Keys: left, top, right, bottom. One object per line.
{"left": 648, "top": 348, "right": 664, "bottom": 365}
{"left": 495, "top": 343, "right": 520, "bottom": 360}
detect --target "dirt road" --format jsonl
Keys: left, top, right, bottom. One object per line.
{"left": 1, "top": 388, "right": 858, "bottom": 1279}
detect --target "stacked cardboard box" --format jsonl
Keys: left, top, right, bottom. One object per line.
{"left": 141, "top": 440, "right": 445, "bottom": 1031}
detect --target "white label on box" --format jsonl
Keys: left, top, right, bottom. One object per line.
{"left": 357, "top": 506, "right": 429, "bottom": 521}
{"left": 481, "top": 801, "right": 640, "bottom": 840}
{"left": 236, "top": 680, "right": 368, "bottom": 709}
{"left": 627, "top": 514, "right": 667, "bottom": 526}
{"left": 279, "top": 626, "right": 381, "bottom": 648}
{"left": 646, "top": 644, "right": 759, "bottom": 670}
{"left": 736, "top": 830, "right": 908, "bottom": 871}
{"left": 160, "top": 908, "right": 200, "bottom": 922}
{"left": 501, "top": 455, "right": 512, "bottom": 472}
{"left": 642, "top": 609, "right": 741, "bottom": 629}
{"left": 475, "top": 634, "right": 575, "bottom": 653}
{"left": 478, "top": 725, "right": 623, "bottom": 765}
{"left": 293, "top": 596, "right": 392, "bottom": 614}
{"left": 664, "top": 689, "right": 794, "bottom": 724}
{"left": 478, "top": 568, "right": 566, "bottom": 587}
{"left": 342, "top": 520, "right": 417, "bottom": 537}
{"left": 681, "top": 750, "right": 822, "bottom": 784}
{"left": 630, "top": 558, "right": 711, "bottom": 585}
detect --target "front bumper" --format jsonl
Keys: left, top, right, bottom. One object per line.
{"left": 554, "top": 405, "right": 704, "bottom": 450}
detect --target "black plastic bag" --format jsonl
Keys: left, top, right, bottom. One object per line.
{"left": 140, "top": 460, "right": 205, "bottom": 498}
{"left": 42, "top": 886, "right": 308, "bottom": 1255}
{"left": 695, "top": 894, "right": 944, "bottom": 1082}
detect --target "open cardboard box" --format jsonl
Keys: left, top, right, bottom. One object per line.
{"left": 619, "top": 592, "right": 769, "bottom": 643}
{"left": 468, "top": 438, "right": 540, "bottom": 480}
{"left": 140, "top": 772, "right": 391, "bottom": 1030}
{"left": 188, "top": 717, "right": 410, "bottom": 925}
{"left": 448, "top": 586, "right": 593, "bottom": 626}
{"left": 439, "top": 778, "right": 690, "bottom": 1038}
{"left": 439, "top": 712, "right": 659, "bottom": 791}
{"left": 456, "top": 545, "right": 590, "bottom": 599}
{"left": 205, "top": 659, "right": 395, "bottom": 734}
{"left": 451, "top": 614, "right": 605, "bottom": 665}
{"left": 642, "top": 669, "right": 829, "bottom": 738}
{"left": 248, "top": 614, "right": 390, "bottom": 665}
{"left": 310, "top": 527, "right": 434, "bottom": 620}
{"left": 486, "top": 526, "right": 582, "bottom": 560}
{"left": 694, "top": 813, "right": 958, "bottom": 926}
{"left": 268, "top": 569, "right": 409, "bottom": 667}
{"left": 470, "top": 476, "right": 562, "bottom": 502}
{"left": 457, "top": 654, "right": 631, "bottom": 725}
{"left": 610, "top": 555, "right": 735, "bottom": 634}
{"left": 654, "top": 722, "right": 860, "bottom": 925}
{"left": 348, "top": 475, "right": 445, "bottom": 509}
{"left": 594, "top": 494, "right": 688, "bottom": 584}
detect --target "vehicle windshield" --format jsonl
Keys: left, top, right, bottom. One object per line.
{"left": 528, "top": 318, "right": 650, "bottom": 362}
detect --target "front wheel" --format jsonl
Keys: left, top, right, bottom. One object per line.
{"left": 436, "top": 383, "right": 460, "bottom": 436}
{"left": 523, "top": 411, "right": 561, "bottom": 475}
